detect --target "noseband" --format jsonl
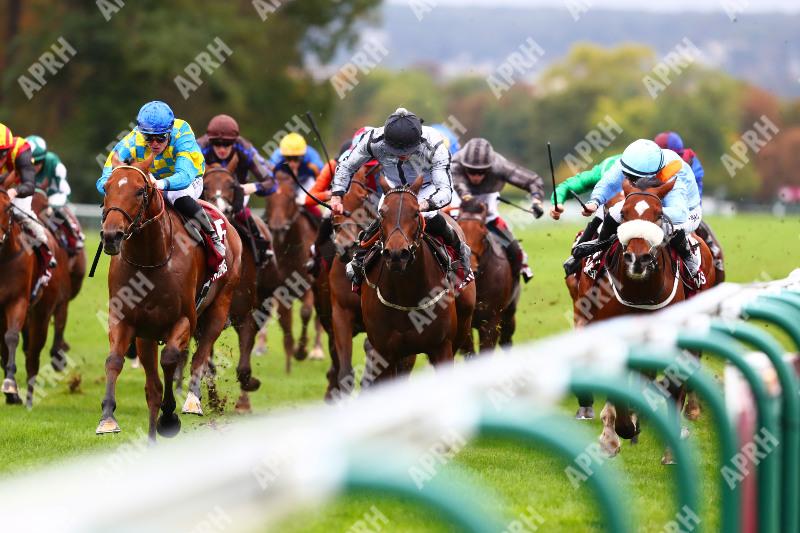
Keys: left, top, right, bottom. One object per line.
{"left": 102, "top": 165, "right": 166, "bottom": 240}
{"left": 380, "top": 186, "right": 424, "bottom": 257}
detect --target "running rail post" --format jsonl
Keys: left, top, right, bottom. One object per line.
{"left": 626, "top": 347, "right": 740, "bottom": 533}
{"left": 678, "top": 330, "right": 780, "bottom": 533}
{"left": 478, "top": 412, "right": 633, "bottom": 533}
{"left": 711, "top": 318, "right": 800, "bottom": 533}
{"left": 569, "top": 374, "right": 700, "bottom": 530}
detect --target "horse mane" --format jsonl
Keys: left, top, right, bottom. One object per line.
{"left": 629, "top": 176, "right": 662, "bottom": 191}
{"left": 460, "top": 198, "right": 485, "bottom": 215}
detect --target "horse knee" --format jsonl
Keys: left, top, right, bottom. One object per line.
{"left": 161, "top": 347, "right": 181, "bottom": 367}
{"left": 4, "top": 330, "right": 19, "bottom": 347}
{"left": 105, "top": 354, "right": 124, "bottom": 373}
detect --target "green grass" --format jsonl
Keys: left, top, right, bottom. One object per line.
{"left": 1, "top": 213, "right": 798, "bottom": 532}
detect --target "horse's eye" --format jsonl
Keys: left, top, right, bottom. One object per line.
{"left": 136, "top": 188, "right": 145, "bottom": 197}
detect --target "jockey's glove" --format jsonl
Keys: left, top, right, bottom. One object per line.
{"left": 531, "top": 199, "right": 544, "bottom": 219}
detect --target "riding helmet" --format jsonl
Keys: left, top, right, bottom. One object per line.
{"left": 460, "top": 138, "right": 495, "bottom": 170}
{"left": 383, "top": 108, "right": 422, "bottom": 155}
{"left": 0, "top": 123, "right": 14, "bottom": 150}
{"left": 136, "top": 101, "right": 175, "bottom": 135}
{"left": 654, "top": 131, "right": 684, "bottom": 153}
{"left": 207, "top": 114, "right": 239, "bottom": 140}
{"left": 26, "top": 135, "right": 48, "bottom": 163}
{"left": 279, "top": 132, "right": 307, "bottom": 157}
{"left": 620, "top": 139, "right": 665, "bottom": 179}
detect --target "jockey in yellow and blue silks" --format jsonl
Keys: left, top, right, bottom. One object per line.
{"left": 97, "top": 101, "right": 224, "bottom": 256}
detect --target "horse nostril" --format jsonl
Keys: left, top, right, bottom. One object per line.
{"left": 623, "top": 251, "right": 635, "bottom": 265}
{"left": 381, "top": 248, "right": 391, "bottom": 259}
{"left": 641, "top": 253, "right": 654, "bottom": 265}
{"left": 400, "top": 248, "right": 411, "bottom": 261}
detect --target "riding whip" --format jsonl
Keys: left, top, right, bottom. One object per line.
{"left": 497, "top": 195, "right": 537, "bottom": 215}
{"left": 547, "top": 142, "right": 558, "bottom": 212}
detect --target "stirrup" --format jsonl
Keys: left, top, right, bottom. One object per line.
{"left": 572, "top": 237, "right": 614, "bottom": 259}
{"left": 563, "top": 256, "right": 581, "bottom": 277}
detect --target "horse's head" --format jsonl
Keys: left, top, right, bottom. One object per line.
{"left": 618, "top": 177, "right": 676, "bottom": 280}
{"left": 101, "top": 154, "right": 157, "bottom": 255}
{"left": 203, "top": 154, "right": 239, "bottom": 216}
{"left": 457, "top": 199, "right": 488, "bottom": 274}
{"left": 265, "top": 169, "right": 299, "bottom": 241}
{"left": 378, "top": 174, "right": 424, "bottom": 272}
{"left": 332, "top": 165, "right": 379, "bottom": 261}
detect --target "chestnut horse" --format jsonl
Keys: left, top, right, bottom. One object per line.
{"left": 261, "top": 169, "right": 322, "bottom": 373}
{"left": 569, "top": 178, "right": 716, "bottom": 461}
{"left": 0, "top": 190, "right": 70, "bottom": 406}
{"left": 31, "top": 190, "right": 86, "bottom": 370}
{"left": 360, "top": 176, "right": 475, "bottom": 382}
{"left": 202, "top": 159, "right": 277, "bottom": 412}
{"left": 98, "top": 156, "right": 242, "bottom": 440}
{"left": 314, "top": 165, "right": 383, "bottom": 400}
{"left": 457, "top": 200, "right": 520, "bottom": 353}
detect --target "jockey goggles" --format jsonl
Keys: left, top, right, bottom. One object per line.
{"left": 464, "top": 166, "right": 488, "bottom": 176}
{"left": 284, "top": 155, "right": 301, "bottom": 162}
{"left": 144, "top": 132, "right": 169, "bottom": 144}
{"left": 0, "top": 148, "right": 9, "bottom": 160}
{"left": 211, "top": 139, "right": 234, "bottom": 147}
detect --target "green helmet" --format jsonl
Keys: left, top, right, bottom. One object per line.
{"left": 26, "top": 135, "right": 47, "bottom": 163}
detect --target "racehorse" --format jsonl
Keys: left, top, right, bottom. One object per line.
{"left": 313, "top": 164, "right": 383, "bottom": 400}
{"left": 202, "top": 156, "right": 277, "bottom": 412}
{"left": 0, "top": 190, "right": 70, "bottom": 407}
{"left": 262, "top": 168, "right": 322, "bottom": 373}
{"left": 457, "top": 200, "right": 520, "bottom": 353}
{"left": 97, "top": 156, "right": 242, "bottom": 440}
{"left": 360, "top": 175, "right": 475, "bottom": 382}
{"left": 31, "top": 190, "right": 86, "bottom": 370}
{"left": 569, "top": 178, "right": 716, "bottom": 462}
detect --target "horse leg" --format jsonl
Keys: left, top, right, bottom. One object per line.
{"left": 185, "top": 294, "right": 232, "bottom": 415}
{"left": 24, "top": 304, "right": 51, "bottom": 409}
{"left": 498, "top": 301, "right": 518, "bottom": 350}
{"left": 278, "top": 304, "right": 294, "bottom": 374}
{"left": 158, "top": 318, "right": 191, "bottom": 437}
{"left": 683, "top": 351, "right": 702, "bottom": 421}
{"left": 332, "top": 305, "right": 356, "bottom": 398}
{"left": 2, "top": 297, "right": 28, "bottom": 405}
{"left": 293, "top": 289, "right": 313, "bottom": 361}
{"left": 136, "top": 338, "right": 162, "bottom": 442}
{"left": 174, "top": 348, "right": 188, "bottom": 397}
{"left": 96, "top": 322, "right": 135, "bottom": 433}
{"left": 599, "top": 402, "right": 621, "bottom": 456}
{"left": 309, "top": 315, "right": 325, "bottom": 361}
{"left": 49, "top": 301, "right": 68, "bottom": 371}
{"left": 428, "top": 340, "right": 455, "bottom": 369}
{"left": 478, "top": 317, "right": 502, "bottom": 355}
{"left": 254, "top": 324, "right": 268, "bottom": 357}
{"left": 235, "top": 313, "right": 260, "bottom": 392}
{"left": 324, "top": 335, "right": 339, "bottom": 402}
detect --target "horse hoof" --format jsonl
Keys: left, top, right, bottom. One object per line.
{"left": 575, "top": 407, "right": 594, "bottom": 420}
{"left": 241, "top": 376, "right": 261, "bottom": 393}
{"left": 631, "top": 434, "right": 639, "bottom": 445}
{"left": 2, "top": 378, "right": 18, "bottom": 395}
{"left": 130, "top": 357, "right": 140, "bottom": 369}
{"left": 181, "top": 392, "right": 204, "bottom": 416}
{"left": 5, "top": 392, "right": 22, "bottom": 405}
{"left": 51, "top": 350, "right": 68, "bottom": 372}
{"left": 661, "top": 449, "right": 676, "bottom": 465}
{"left": 234, "top": 393, "right": 252, "bottom": 414}
{"left": 96, "top": 418, "right": 121, "bottom": 435}
{"left": 156, "top": 413, "right": 181, "bottom": 438}
{"left": 684, "top": 406, "right": 701, "bottom": 421}
{"left": 680, "top": 426, "right": 690, "bottom": 440}
{"left": 253, "top": 346, "right": 267, "bottom": 357}
{"left": 308, "top": 347, "right": 325, "bottom": 361}
{"left": 294, "top": 347, "right": 308, "bottom": 361}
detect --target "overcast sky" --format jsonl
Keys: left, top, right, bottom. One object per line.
{"left": 388, "top": 0, "right": 800, "bottom": 12}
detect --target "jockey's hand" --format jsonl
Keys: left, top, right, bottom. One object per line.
{"left": 329, "top": 194, "right": 344, "bottom": 215}
{"left": 531, "top": 199, "right": 544, "bottom": 219}
{"left": 242, "top": 183, "right": 257, "bottom": 196}
{"left": 7, "top": 188, "right": 17, "bottom": 201}
{"left": 550, "top": 205, "right": 564, "bottom": 220}
{"left": 418, "top": 199, "right": 431, "bottom": 212}
{"left": 582, "top": 201, "right": 599, "bottom": 217}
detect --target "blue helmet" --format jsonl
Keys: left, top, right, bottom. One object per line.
{"left": 620, "top": 139, "right": 665, "bottom": 179}
{"left": 136, "top": 101, "right": 174, "bottom": 135}
{"left": 431, "top": 123, "right": 461, "bottom": 155}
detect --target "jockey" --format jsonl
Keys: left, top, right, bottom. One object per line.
{"left": 654, "top": 131, "right": 704, "bottom": 197}
{"left": 0, "top": 123, "right": 57, "bottom": 278}
{"left": 330, "top": 107, "right": 472, "bottom": 286}
{"left": 197, "top": 114, "right": 274, "bottom": 263}
{"left": 26, "top": 135, "right": 85, "bottom": 253}
{"left": 97, "top": 101, "right": 225, "bottom": 258}
{"left": 553, "top": 154, "right": 621, "bottom": 276}
{"left": 575, "top": 139, "right": 704, "bottom": 285}
{"left": 268, "top": 133, "right": 325, "bottom": 215}
{"left": 452, "top": 137, "right": 545, "bottom": 282}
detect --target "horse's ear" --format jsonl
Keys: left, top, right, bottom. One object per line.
{"left": 133, "top": 153, "right": 155, "bottom": 172}
{"left": 479, "top": 202, "right": 487, "bottom": 219}
{"left": 652, "top": 178, "right": 677, "bottom": 199}
{"left": 410, "top": 175, "right": 424, "bottom": 194}
{"left": 622, "top": 178, "right": 635, "bottom": 196}
{"left": 379, "top": 174, "right": 391, "bottom": 194}
{"left": 110, "top": 152, "right": 124, "bottom": 169}
{"left": 226, "top": 152, "right": 239, "bottom": 174}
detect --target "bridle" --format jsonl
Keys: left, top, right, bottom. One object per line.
{"left": 267, "top": 174, "right": 301, "bottom": 234}
{"left": 332, "top": 180, "right": 379, "bottom": 257}
{"left": 456, "top": 212, "right": 490, "bottom": 277}
{"left": 378, "top": 186, "right": 424, "bottom": 259}
{"left": 204, "top": 167, "right": 236, "bottom": 214}
{"left": 102, "top": 165, "right": 173, "bottom": 268}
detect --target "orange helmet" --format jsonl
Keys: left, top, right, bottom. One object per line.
{"left": 0, "top": 123, "right": 14, "bottom": 150}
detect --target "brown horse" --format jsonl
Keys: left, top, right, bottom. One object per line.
{"left": 360, "top": 176, "right": 475, "bottom": 382}
{"left": 261, "top": 169, "right": 321, "bottom": 373}
{"left": 569, "top": 178, "right": 716, "bottom": 461}
{"left": 202, "top": 158, "right": 277, "bottom": 412}
{"left": 314, "top": 165, "right": 382, "bottom": 400}
{"left": 457, "top": 201, "right": 520, "bottom": 353}
{"left": 0, "top": 191, "right": 69, "bottom": 406}
{"left": 31, "top": 190, "right": 86, "bottom": 370}
{"left": 97, "top": 156, "right": 242, "bottom": 440}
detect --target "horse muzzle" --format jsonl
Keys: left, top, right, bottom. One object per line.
{"left": 102, "top": 230, "right": 124, "bottom": 255}
{"left": 382, "top": 247, "right": 413, "bottom": 271}
{"left": 623, "top": 250, "right": 655, "bottom": 279}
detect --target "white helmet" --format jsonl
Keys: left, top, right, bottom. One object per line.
{"left": 620, "top": 139, "right": 665, "bottom": 179}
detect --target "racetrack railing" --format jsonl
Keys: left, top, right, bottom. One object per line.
{"left": 1, "top": 271, "right": 800, "bottom": 533}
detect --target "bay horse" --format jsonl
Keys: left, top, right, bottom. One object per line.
{"left": 457, "top": 200, "right": 520, "bottom": 353}
{"left": 569, "top": 178, "right": 716, "bottom": 461}
{"left": 360, "top": 175, "right": 475, "bottom": 382}
{"left": 97, "top": 156, "right": 242, "bottom": 440}
{"left": 202, "top": 157, "right": 277, "bottom": 412}
{"left": 31, "top": 190, "right": 86, "bottom": 370}
{"left": 313, "top": 164, "right": 383, "bottom": 400}
{"left": 261, "top": 168, "right": 322, "bottom": 373}
{"left": 0, "top": 190, "right": 70, "bottom": 406}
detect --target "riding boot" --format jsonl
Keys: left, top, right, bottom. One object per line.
{"left": 670, "top": 229, "right": 703, "bottom": 285}
{"left": 308, "top": 217, "right": 333, "bottom": 275}
{"left": 505, "top": 239, "right": 533, "bottom": 283}
{"left": 19, "top": 214, "right": 57, "bottom": 268}
{"left": 346, "top": 218, "right": 380, "bottom": 286}
{"left": 246, "top": 212, "right": 272, "bottom": 265}
{"left": 563, "top": 216, "right": 602, "bottom": 276}
{"left": 572, "top": 215, "right": 619, "bottom": 260}
{"left": 426, "top": 213, "right": 473, "bottom": 280}
{"left": 174, "top": 196, "right": 225, "bottom": 257}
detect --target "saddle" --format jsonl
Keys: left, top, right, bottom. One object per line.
{"left": 232, "top": 207, "right": 273, "bottom": 267}
{"left": 300, "top": 205, "right": 322, "bottom": 229}
{"left": 175, "top": 200, "right": 228, "bottom": 308}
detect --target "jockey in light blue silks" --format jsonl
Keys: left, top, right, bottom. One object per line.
{"left": 573, "top": 139, "right": 704, "bottom": 285}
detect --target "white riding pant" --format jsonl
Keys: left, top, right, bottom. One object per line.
{"left": 294, "top": 176, "right": 316, "bottom": 205}
{"left": 12, "top": 195, "right": 48, "bottom": 245}
{"left": 164, "top": 178, "right": 203, "bottom": 204}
